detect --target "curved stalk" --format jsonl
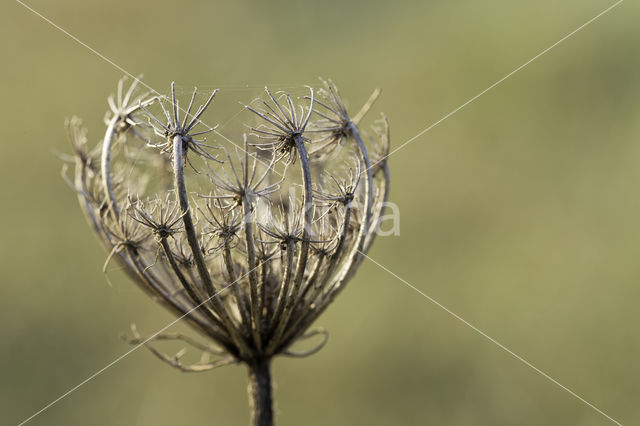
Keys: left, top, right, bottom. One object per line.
{"left": 317, "top": 124, "right": 373, "bottom": 305}
{"left": 364, "top": 161, "right": 390, "bottom": 252}
{"left": 243, "top": 196, "right": 263, "bottom": 350}
{"left": 222, "top": 238, "right": 252, "bottom": 329}
{"left": 101, "top": 114, "right": 121, "bottom": 218}
{"left": 281, "top": 123, "right": 374, "bottom": 345}
{"left": 101, "top": 100, "right": 155, "bottom": 219}
{"left": 268, "top": 239, "right": 295, "bottom": 335}
{"left": 279, "top": 201, "right": 352, "bottom": 348}
{"left": 160, "top": 238, "right": 229, "bottom": 334}
{"left": 172, "top": 135, "right": 250, "bottom": 357}
{"left": 267, "top": 134, "right": 313, "bottom": 351}
{"left": 122, "top": 245, "right": 233, "bottom": 350}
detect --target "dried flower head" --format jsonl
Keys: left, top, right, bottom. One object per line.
{"left": 65, "top": 77, "right": 390, "bottom": 425}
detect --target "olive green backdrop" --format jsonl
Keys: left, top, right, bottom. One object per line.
{"left": 1, "top": 1, "right": 639, "bottom": 425}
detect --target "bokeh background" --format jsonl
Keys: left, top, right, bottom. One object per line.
{"left": 2, "top": 0, "right": 639, "bottom": 425}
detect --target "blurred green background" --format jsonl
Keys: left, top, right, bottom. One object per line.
{"left": 2, "top": 0, "right": 639, "bottom": 424}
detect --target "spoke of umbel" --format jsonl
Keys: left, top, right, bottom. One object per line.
{"left": 65, "top": 77, "right": 390, "bottom": 425}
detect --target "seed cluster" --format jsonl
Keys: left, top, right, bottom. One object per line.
{"left": 65, "top": 77, "right": 390, "bottom": 370}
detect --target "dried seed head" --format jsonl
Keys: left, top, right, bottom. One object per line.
{"left": 67, "top": 78, "right": 390, "bottom": 369}
{"left": 247, "top": 88, "right": 314, "bottom": 164}
{"left": 141, "top": 82, "right": 221, "bottom": 165}
{"left": 128, "top": 194, "right": 186, "bottom": 241}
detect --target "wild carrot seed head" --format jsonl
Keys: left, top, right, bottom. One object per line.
{"left": 65, "top": 76, "right": 390, "bottom": 369}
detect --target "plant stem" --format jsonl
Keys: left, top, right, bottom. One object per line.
{"left": 247, "top": 359, "right": 274, "bottom": 426}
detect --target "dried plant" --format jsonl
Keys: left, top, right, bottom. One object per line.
{"left": 64, "top": 77, "right": 390, "bottom": 426}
